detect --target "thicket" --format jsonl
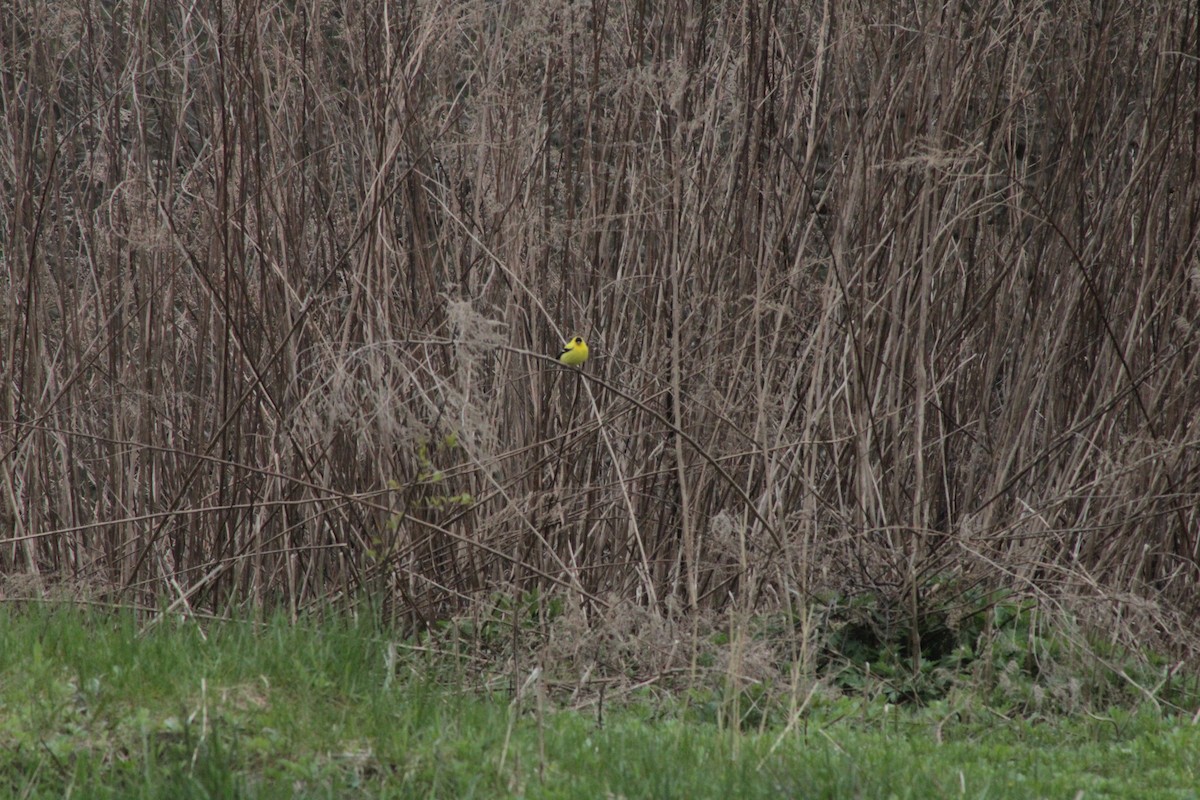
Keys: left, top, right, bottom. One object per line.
{"left": 3, "top": 0, "right": 1199, "bottom": 680}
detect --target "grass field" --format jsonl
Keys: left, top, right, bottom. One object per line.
{"left": 3, "top": 605, "right": 1197, "bottom": 799}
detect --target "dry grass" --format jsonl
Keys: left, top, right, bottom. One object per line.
{"left": 2, "top": 0, "right": 1199, "bottom": 666}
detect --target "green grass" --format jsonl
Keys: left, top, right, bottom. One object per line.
{"left": 1, "top": 604, "right": 1197, "bottom": 798}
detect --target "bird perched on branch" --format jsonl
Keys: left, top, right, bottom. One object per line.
{"left": 558, "top": 336, "right": 589, "bottom": 366}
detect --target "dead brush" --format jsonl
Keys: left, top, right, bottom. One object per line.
{"left": 1, "top": 0, "right": 1198, "bottom": 699}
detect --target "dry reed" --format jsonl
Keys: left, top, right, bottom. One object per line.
{"left": 2, "top": 0, "right": 1198, "bottom": 663}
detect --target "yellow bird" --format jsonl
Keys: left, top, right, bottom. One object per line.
{"left": 558, "top": 336, "right": 589, "bottom": 366}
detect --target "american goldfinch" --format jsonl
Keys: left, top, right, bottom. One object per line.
{"left": 558, "top": 336, "right": 589, "bottom": 366}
